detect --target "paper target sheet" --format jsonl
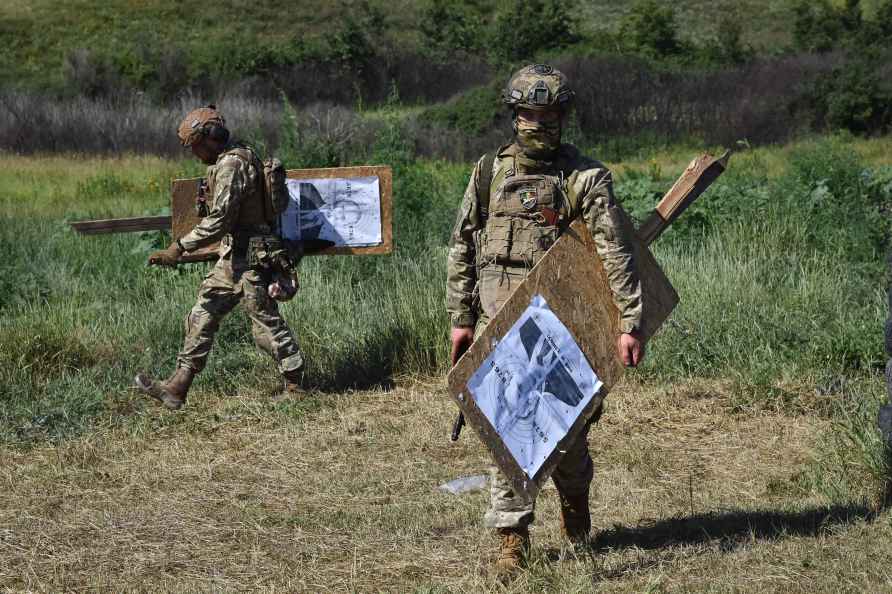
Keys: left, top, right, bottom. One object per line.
{"left": 467, "top": 294, "right": 603, "bottom": 479}
{"left": 281, "top": 176, "right": 382, "bottom": 247}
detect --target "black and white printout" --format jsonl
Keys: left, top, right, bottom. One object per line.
{"left": 467, "top": 295, "right": 603, "bottom": 479}
{"left": 280, "top": 177, "right": 382, "bottom": 247}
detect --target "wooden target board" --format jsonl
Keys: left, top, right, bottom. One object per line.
{"left": 446, "top": 219, "right": 678, "bottom": 502}
{"left": 171, "top": 165, "right": 393, "bottom": 262}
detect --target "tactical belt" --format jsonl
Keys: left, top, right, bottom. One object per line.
{"left": 230, "top": 225, "right": 273, "bottom": 257}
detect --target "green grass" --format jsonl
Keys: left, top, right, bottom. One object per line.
{"left": 2, "top": 136, "right": 892, "bottom": 591}
{"left": 2, "top": 135, "right": 891, "bottom": 448}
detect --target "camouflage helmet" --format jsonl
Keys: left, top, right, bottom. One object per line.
{"left": 177, "top": 105, "right": 226, "bottom": 146}
{"left": 502, "top": 64, "right": 574, "bottom": 112}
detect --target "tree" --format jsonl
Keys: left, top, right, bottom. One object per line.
{"left": 490, "top": 0, "right": 578, "bottom": 64}
{"left": 419, "top": 0, "right": 485, "bottom": 60}
{"left": 791, "top": 0, "right": 866, "bottom": 52}
{"left": 876, "top": 0, "right": 892, "bottom": 38}
{"left": 619, "top": 0, "right": 681, "bottom": 58}
{"left": 703, "top": 14, "right": 753, "bottom": 65}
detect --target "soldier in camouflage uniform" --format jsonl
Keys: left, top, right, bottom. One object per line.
{"left": 446, "top": 65, "right": 645, "bottom": 576}
{"left": 135, "top": 106, "right": 304, "bottom": 410}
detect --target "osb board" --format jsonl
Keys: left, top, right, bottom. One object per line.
{"left": 170, "top": 165, "right": 393, "bottom": 262}
{"left": 446, "top": 219, "right": 679, "bottom": 502}
{"left": 623, "top": 209, "right": 680, "bottom": 342}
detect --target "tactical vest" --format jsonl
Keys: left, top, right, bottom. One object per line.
{"left": 477, "top": 147, "right": 577, "bottom": 269}
{"left": 210, "top": 144, "right": 270, "bottom": 232}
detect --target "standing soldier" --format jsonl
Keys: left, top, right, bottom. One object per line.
{"left": 446, "top": 65, "right": 645, "bottom": 577}
{"left": 136, "top": 105, "right": 304, "bottom": 410}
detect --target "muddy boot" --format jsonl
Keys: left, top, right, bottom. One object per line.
{"left": 494, "top": 527, "right": 530, "bottom": 580}
{"left": 559, "top": 490, "right": 591, "bottom": 545}
{"left": 134, "top": 367, "right": 194, "bottom": 410}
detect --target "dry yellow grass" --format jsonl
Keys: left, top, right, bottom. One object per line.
{"left": 2, "top": 376, "right": 889, "bottom": 592}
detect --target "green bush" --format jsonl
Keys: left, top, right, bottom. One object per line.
{"left": 792, "top": 0, "right": 849, "bottom": 53}
{"left": 800, "top": 58, "right": 892, "bottom": 135}
{"left": 419, "top": 0, "right": 486, "bottom": 60}
{"left": 422, "top": 84, "right": 504, "bottom": 136}
{"left": 701, "top": 14, "right": 755, "bottom": 65}
{"left": 619, "top": 0, "right": 683, "bottom": 58}
{"left": 489, "top": 0, "right": 577, "bottom": 64}
{"left": 879, "top": 0, "right": 892, "bottom": 37}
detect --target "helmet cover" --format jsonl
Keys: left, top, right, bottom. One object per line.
{"left": 177, "top": 105, "right": 226, "bottom": 146}
{"left": 502, "top": 64, "right": 574, "bottom": 111}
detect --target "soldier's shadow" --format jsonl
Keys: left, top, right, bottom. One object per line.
{"left": 308, "top": 324, "right": 429, "bottom": 392}
{"left": 544, "top": 503, "right": 876, "bottom": 579}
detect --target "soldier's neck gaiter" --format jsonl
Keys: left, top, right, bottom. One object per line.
{"left": 515, "top": 117, "right": 561, "bottom": 161}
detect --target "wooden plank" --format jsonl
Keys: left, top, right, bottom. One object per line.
{"left": 637, "top": 151, "right": 730, "bottom": 246}
{"left": 70, "top": 216, "right": 171, "bottom": 235}
{"left": 170, "top": 165, "right": 393, "bottom": 262}
{"left": 446, "top": 219, "right": 678, "bottom": 502}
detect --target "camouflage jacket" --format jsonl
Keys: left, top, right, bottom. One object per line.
{"left": 446, "top": 142, "right": 643, "bottom": 334}
{"left": 178, "top": 141, "right": 266, "bottom": 256}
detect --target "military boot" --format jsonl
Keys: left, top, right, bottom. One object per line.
{"left": 273, "top": 368, "right": 305, "bottom": 401}
{"left": 559, "top": 490, "right": 591, "bottom": 545}
{"left": 134, "top": 368, "right": 195, "bottom": 411}
{"left": 494, "top": 527, "right": 530, "bottom": 579}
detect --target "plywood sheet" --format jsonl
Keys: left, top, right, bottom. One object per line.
{"left": 446, "top": 219, "right": 679, "bottom": 501}
{"left": 170, "top": 165, "right": 393, "bottom": 262}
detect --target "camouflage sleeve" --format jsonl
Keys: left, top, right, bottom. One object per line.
{"left": 178, "top": 156, "right": 245, "bottom": 252}
{"left": 571, "top": 167, "right": 643, "bottom": 334}
{"left": 446, "top": 157, "right": 486, "bottom": 328}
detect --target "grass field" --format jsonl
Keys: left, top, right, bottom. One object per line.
{"left": 2, "top": 135, "right": 892, "bottom": 591}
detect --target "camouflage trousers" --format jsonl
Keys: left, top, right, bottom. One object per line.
{"left": 476, "top": 264, "right": 596, "bottom": 529}
{"left": 176, "top": 255, "right": 304, "bottom": 375}
{"left": 484, "top": 424, "right": 595, "bottom": 529}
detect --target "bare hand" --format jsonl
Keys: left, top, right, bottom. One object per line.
{"left": 268, "top": 277, "right": 297, "bottom": 302}
{"left": 450, "top": 327, "right": 474, "bottom": 366}
{"left": 617, "top": 332, "right": 645, "bottom": 367}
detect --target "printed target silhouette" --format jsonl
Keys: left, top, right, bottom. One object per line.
{"left": 476, "top": 315, "right": 586, "bottom": 474}
{"left": 297, "top": 182, "right": 364, "bottom": 244}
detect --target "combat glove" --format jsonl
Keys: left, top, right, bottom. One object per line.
{"left": 148, "top": 240, "right": 184, "bottom": 267}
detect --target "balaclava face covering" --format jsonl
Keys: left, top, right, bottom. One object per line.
{"left": 514, "top": 111, "right": 561, "bottom": 161}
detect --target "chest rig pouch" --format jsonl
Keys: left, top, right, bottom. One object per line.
{"left": 480, "top": 174, "right": 565, "bottom": 268}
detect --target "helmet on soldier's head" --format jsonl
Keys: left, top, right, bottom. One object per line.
{"left": 177, "top": 105, "right": 227, "bottom": 147}
{"left": 502, "top": 64, "right": 574, "bottom": 112}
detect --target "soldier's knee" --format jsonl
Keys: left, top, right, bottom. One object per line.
{"left": 252, "top": 326, "right": 275, "bottom": 354}
{"left": 184, "top": 306, "right": 215, "bottom": 334}
{"left": 278, "top": 351, "right": 304, "bottom": 373}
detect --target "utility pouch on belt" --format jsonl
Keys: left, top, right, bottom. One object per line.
{"left": 247, "top": 235, "right": 293, "bottom": 272}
